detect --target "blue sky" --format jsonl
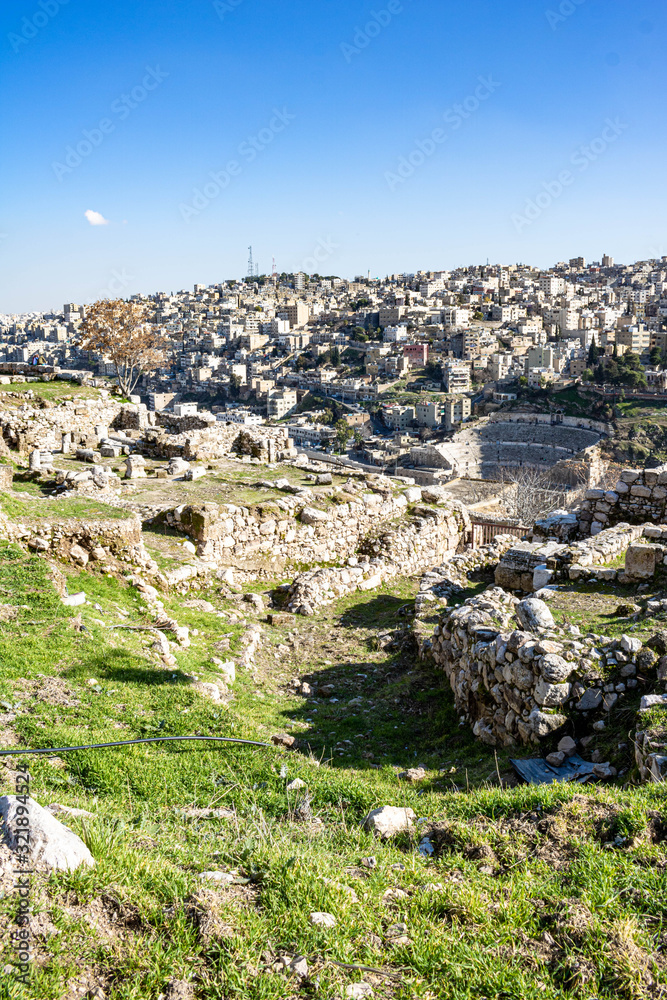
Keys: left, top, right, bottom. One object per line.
{"left": 1, "top": 0, "right": 665, "bottom": 312}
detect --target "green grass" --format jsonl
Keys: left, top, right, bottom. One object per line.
{"left": 0, "top": 492, "right": 129, "bottom": 522}
{"left": 0, "top": 547, "right": 665, "bottom": 999}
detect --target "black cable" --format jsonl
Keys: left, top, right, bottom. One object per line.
{"left": 0, "top": 735, "right": 274, "bottom": 756}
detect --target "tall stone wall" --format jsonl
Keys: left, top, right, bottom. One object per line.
{"left": 166, "top": 493, "right": 470, "bottom": 575}
{"left": 579, "top": 465, "right": 667, "bottom": 535}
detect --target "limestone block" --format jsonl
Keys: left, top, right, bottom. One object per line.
{"left": 515, "top": 599, "right": 555, "bottom": 633}
{"left": 534, "top": 678, "right": 571, "bottom": 707}
{"left": 625, "top": 544, "right": 656, "bottom": 581}
{"left": 630, "top": 485, "right": 652, "bottom": 498}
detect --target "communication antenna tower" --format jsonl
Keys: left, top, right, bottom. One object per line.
{"left": 247, "top": 246, "right": 254, "bottom": 278}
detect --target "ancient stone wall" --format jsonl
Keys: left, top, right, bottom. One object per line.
{"left": 138, "top": 424, "right": 293, "bottom": 463}
{"left": 0, "top": 507, "right": 154, "bottom": 573}
{"left": 285, "top": 503, "right": 470, "bottom": 615}
{"left": 0, "top": 397, "right": 125, "bottom": 455}
{"left": 428, "top": 587, "right": 652, "bottom": 746}
{"left": 579, "top": 465, "right": 667, "bottom": 535}
{"left": 166, "top": 492, "right": 469, "bottom": 577}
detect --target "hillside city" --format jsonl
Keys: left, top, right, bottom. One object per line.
{"left": 3, "top": 253, "right": 666, "bottom": 469}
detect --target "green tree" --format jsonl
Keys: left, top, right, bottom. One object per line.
{"left": 587, "top": 340, "right": 600, "bottom": 366}
{"left": 330, "top": 346, "right": 341, "bottom": 367}
{"left": 334, "top": 418, "right": 352, "bottom": 453}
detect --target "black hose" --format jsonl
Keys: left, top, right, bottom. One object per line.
{"left": 0, "top": 735, "right": 274, "bottom": 756}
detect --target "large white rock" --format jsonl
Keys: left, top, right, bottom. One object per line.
{"left": 300, "top": 506, "right": 330, "bottom": 525}
{"left": 516, "top": 598, "right": 555, "bottom": 633}
{"left": 362, "top": 805, "right": 415, "bottom": 839}
{"left": 0, "top": 796, "right": 94, "bottom": 871}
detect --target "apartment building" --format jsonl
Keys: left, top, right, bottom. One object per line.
{"left": 442, "top": 361, "right": 471, "bottom": 393}
{"left": 267, "top": 388, "right": 298, "bottom": 419}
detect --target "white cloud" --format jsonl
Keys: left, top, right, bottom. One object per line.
{"left": 84, "top": 209, "right": 109, "bottom": 226}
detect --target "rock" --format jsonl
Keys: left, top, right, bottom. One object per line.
{"left": 62, "top": 592, "right": 86, "bottom": 607}
{"left": 182, "top": 540, "right": 197, "bottom": 555}
{"left": 163, "top": 980, "right": 195, "bottom": 1000}
{"left": 592, "top": 720, "right": 606, "bottom": 731}
{"left": 539, "top": 654, "right": 572, "bottom": 684}
{"left": 516, "top": 598, "right": 555, "bottom": 633}
{"left": 287, "top": 956, "right": 309, "bottom": 979}
{"left": 403, "top": 487, "right": 422, "bottom": 503}
{"left": 0, "top": 796, "right": 95, "bottom": 870}
{"left": 195, "top": 682, "right": 225, "bottom": 703}
{"left": 69, "top": 543, "right": 89, "bottom": 566}
{"left": 592, "top": 763, "right": 617, "bottom": 780}
{"left": 46, "top": 803, "right": 95, "bottom": 819}
{"left": 625, "top": 545, "right": 656, "bottom": 581}
{"left": 546, "top": 751, "right": 566, "bottom": 767}
{"left": 558, "top": 736, "right": 577, "bottom": 757}
{"left": 398, "top": 768, "right": 426, "bottom": 783}
{"left": 532, "top": 565, "right": 553, "bottom": 590}
{"left": 346, "top": 985, "right": 374, "bottom": 999}
{"left": 616, "top": 603, "right": 640, "bottom": 617}
{"left": 243, "top": 593, "right": 264, "bottom": 611}
{"left": 360, "top": 856, "right": 377, "bottom": 869}
{"left": 286, "top": 778, "right": 306, "bottom": 791}
{"left": 199, "top": 871, "right": 235, "bottom": 883}
{"left": 576, "top": 688, "right": 603, "bottom": 712}
{"left": 210, "top": 658, "right": 236, "bottom": 684}
{"left": 640, "top": 694, "right": 667, "bottom": 711}
{"left": 362, "top": 806, "right": 415, "bottom": 839}
{"left": 528, "top": 709, "right": 567, "bottom": 738}
{"left": 271, "top": 733, "right": 298, "bottom": 749}
{"left": 300, "top": 506, "right": 329, "bottom": 525}
{"left": 620, "top": 634, "right": 642, "bottom": 654}
{"left": 89, "top": 546, "right": 107, "bottom": 562}
{"left": 315, "top": 473, "right": 332, "bottom": 485}
{"left": 309, "top": 911, "right": 336, "bottom": 928}
{"left": 534, "top": 678, "right": 571, "bottom": 707}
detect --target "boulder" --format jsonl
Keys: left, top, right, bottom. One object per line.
{"left": 300, "top": 506, "right": 330, "bottom": 525}
{"left": 362, "top": 805, "right": 415, "bottom": 839}
{"left": 0, "top": 796, "right": 95, "bottom": 870}
{"left": 516, "top": 599, "right": 555, "bottom": 633}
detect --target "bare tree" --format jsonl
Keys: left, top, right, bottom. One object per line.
{"left": 79, "top": 299, "right": 167, "bottom": 397}
{"left": 496, "top": 466, "right": 577, "bottom": 524}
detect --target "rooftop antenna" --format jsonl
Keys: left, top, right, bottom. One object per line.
{"left": 247, "top": 246, "right": 254, "bottom": 278}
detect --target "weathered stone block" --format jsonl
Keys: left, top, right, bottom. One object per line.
{"left": 625, "top": 544, "right": 656, "bottom": 581}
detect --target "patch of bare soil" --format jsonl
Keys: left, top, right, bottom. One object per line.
{"left": 15, "top": 676, "right": 79, "bottom": 708}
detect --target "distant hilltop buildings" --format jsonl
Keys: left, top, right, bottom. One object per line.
{"left": 3, "top": 255, "right": 667, "bottom": 459}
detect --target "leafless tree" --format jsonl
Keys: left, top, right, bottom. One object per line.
{"left": 496, "top": 466, "right": 579, "bottom": 524}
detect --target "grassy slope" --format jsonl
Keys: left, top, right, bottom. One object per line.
{"left": 0, "top": 549, "right": 664, "bottom": 998}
